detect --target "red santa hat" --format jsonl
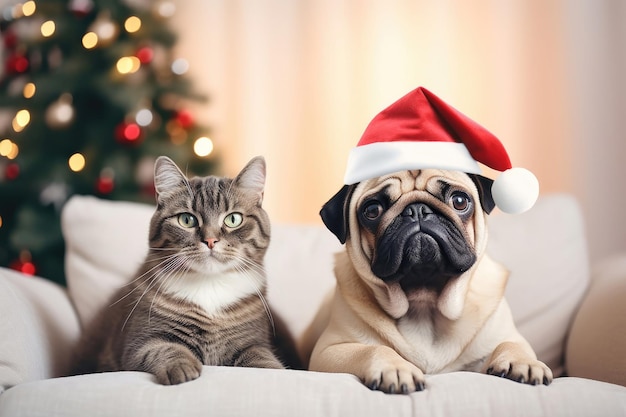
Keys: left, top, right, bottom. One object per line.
{"left": 343, "top": 87, "right": 538, "bottom": 214}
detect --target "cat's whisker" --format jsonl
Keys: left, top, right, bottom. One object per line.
{"left": 122, "top": 254, "right": 186, "bottom": 330}
{"left": 233, "top": 255, "right": 266, "bottom": 277}
{"left": 110, "top": 252, "right": 181, "bottom": 306}
{"left": 230, "top": 256, "right": 276, "bottom": 335}
{"left": 149, "top": 256, "right": 193, "bottom": 322}
{"left": 232, "top": 262, "right": 275, "bottom": 336}
{"left": 148, "top": 252, "right": 192, "bottom": 321}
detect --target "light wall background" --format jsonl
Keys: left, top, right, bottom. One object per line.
{"left": 172, "top": 0, "right": 625, "bottom": 265}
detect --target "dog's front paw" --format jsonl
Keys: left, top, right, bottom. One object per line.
{"left": 486, "top": 344, "right": 553, "bottom": 386}
{"left": 365, "top": 355, "right": 426, "bottom": 394}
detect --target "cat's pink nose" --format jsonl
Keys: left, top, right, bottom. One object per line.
{"left": 203, "top": 238, "right": 219, "bottom": 249}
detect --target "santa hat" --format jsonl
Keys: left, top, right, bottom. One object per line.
{"left": 343, "top": 87, "right": 538, "bottom": 214}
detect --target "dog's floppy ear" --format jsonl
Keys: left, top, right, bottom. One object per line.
{"left": 320, "top": 184, "right": 357, "bottom": 244}
{"left": 468, "top": 174, "right": 496, "bottom": 215}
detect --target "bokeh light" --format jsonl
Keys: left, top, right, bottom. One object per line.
{"left": 68, "top": 153, "right": 86, "bottom": 172}
{"left": 23, "top": 82, "right": 36, "bottom": 98}
{"left": 124, "top": 16, "right": 141, "bottom": 33}
{"left": 193, "top": 137, "right": 214, "bottom": 157}
{"left": 82, "top": 32, "right": 98, "bottom": 49}
{"left": 41, "top": 20, "right": 55, "bottom": 37}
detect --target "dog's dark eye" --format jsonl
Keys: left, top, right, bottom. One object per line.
{"left": 363, "top": 201, "right": 383, "bottom": 220}
{"left": 450, "top": 192, "right": 470, "bottom": 212}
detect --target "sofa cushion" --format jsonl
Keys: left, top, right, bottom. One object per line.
{"left": 1, "top": 368, "right": 625, "bottom": 417}
{"left": 62, "top": 196, "right": 153, "bottom": 330}
{"left": 0, "top": 268, "right": 80, "bottom": 393}
{"left": 487, "top": 194, "right": 590, "bottom": 375}
{"left": 61, "top": 194, "right": 589, "bottom": 375}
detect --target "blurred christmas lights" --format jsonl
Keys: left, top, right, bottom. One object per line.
{"left": 12, "top": 109, "right": 30, "bottom": 132}
{"left": 0, "top": 0, "right": 216, "bottom": 284}
{"left": 135, "top": 46, "right": 153, "bottom": 64}
{"left": 171, "top": 58, "right": 189, "bottom": 75}
{"left": 124, "top": 16, "right": 141, "bottom": 33}
{"left": 193, "top": 136, "right": 214, "bottom": 157}
{"left": 90, "top": 13, "right": 118, "bottom": 45}
{"left": 68, "top": 153, "right": 86, "bottom": 172}
{"left": 1, "top": 139, "right": 15, "bottom": 158}
{"left": 0, "top": 139, "right": 19, "bottom": 160}
{"left": 115, "top": 122, "right": 143, "bottom": 144}
{"left": 116, "top": 56, "right": 141, "bottom": 74}
{"left": 40, "top": 20, "right": 56, "bottom": 37}
{"left": 45, "top": 94, "right": 75, "bottom": 129}
{"left": 155, "top": 1, "right": 176, "bottom": 18}
{"left": 0, "top": 139, "right": 12, "bottom": 155}
{"left": 82, "top": 32, "right": 98, "bottom": 49}
{"left": 22, "top": 1, "right": 36, "bottom": 17}
{"left": 23, "top": 82, "right": 36, "bottom": 98}
{"left": 135, "top": 108, "right": 153, "bottom": 126}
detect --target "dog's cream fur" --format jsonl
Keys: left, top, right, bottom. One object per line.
{"left": 299, "top": 169, "right": 552, "bottom": 393}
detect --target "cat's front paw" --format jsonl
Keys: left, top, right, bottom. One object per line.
{"left": 155, "top": 358, "right": 203, "bottom": 385}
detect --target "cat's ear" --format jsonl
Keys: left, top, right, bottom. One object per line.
{"left": 234, "top": 156, "right": 266, "bottom": 205}
{"left": 153, "top": 156, "right": 190, "bottom": 201}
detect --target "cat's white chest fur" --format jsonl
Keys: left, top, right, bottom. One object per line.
{"left": 163, "top": 270, "right": 260, "bottom": 316}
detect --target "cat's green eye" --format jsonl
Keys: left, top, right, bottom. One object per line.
{"left": 224, "top": 212, "right": 243, "bottom": 228}
{"left": 177, "top": 213, "right": 198, "bottom": 228}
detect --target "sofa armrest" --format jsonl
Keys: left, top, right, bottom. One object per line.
{"left": 566, "top": 255, "right": 626, "bottom": 386}
{"left": 0, "top": 268, "right": 81, "bottom": 393}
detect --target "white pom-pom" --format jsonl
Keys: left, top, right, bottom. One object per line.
{"left": 492, "top": 167, "right": 539, "bottom": 214}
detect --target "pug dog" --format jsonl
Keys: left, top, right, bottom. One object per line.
{"left": 300, "top": 168, "right": 552, "bottom": 394}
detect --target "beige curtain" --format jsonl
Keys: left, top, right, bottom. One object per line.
{"left": 173, "top": 0, "right": 626, "bottom": 264}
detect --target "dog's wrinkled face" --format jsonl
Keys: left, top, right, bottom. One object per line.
{"left": 321, "top": 169, "right": 494, "bottom": 298}
{"left": 359, "top": 172, "right": 478, "bottom": 293}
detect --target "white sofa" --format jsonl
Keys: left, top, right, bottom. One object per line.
{"left": 1, "top": 194, "right": 625, "bottom": 416}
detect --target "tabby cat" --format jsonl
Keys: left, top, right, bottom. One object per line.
{"left": 74, "top": 156, "right": 297, "bottom": 384}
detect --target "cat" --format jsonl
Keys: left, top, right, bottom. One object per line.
{"left": 73, "top": 155, "right": 299, "bottom": 385}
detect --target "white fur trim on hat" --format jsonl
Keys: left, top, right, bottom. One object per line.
{"left": 343, "top": 141, "right": 481, "bottom": 185}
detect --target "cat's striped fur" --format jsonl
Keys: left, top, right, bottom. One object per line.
{"left": 74, "top": 156, "right": 295, "bottom": 384}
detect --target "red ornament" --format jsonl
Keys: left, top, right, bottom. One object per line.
{"left": 10, "top": 260, "right": 36, "bottom": 275}
{"left": 135, "top": 46, "right": 154, "bottom": 64}
{"left": 96, "top": 176, "right": 114, "bottom": 195}
{"left": 10, "top": 252, "right": 36, "bottom": 276}
{"left": 6, "top": 53, "right": 29, "bottom": 74}
{"left": 5, "top": 163, "right": 19, "bottom": 180}
{"left": 175, "top": 109, "right": 194, "bottom": 129}
{"left": 115, "top": 122, "right": 143, "bottom": 145}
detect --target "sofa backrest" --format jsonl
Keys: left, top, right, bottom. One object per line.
{"left": 62, "top": 193, "right": 589, "bottom": 375}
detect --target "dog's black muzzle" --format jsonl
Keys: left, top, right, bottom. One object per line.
{"left": 371, "top": 202, "right": 476, "bottom": 292}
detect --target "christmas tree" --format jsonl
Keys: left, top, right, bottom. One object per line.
{"left": 0, "top": 0, "right": 217, "bottom": 285}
